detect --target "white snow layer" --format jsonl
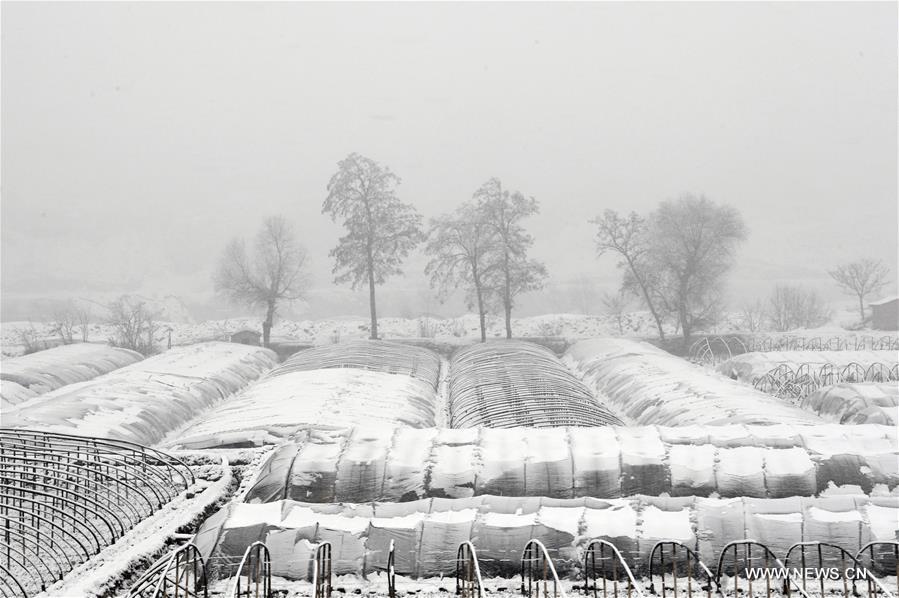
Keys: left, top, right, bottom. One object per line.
{"left": 241, "top": 424, "right": 898, "bottom": 503}
{"left": 169, "top": 367, "right": 437, "bottom": 448}
{"left": 564, "top": 338, "right": 825, "bottom": 426}
{"left": 3, "top": 342, "right": 277, "bottom": 445}
{"left": 1, "top": 343, "right": 143, "bottom": 409}
{"left": 801, "top": 382, "right": 898, "bottom": 425}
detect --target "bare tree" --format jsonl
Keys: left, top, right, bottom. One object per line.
{"left": 323, "top": 153, "right": 424, "bottom": 340}
{"left": 424, "top": 202, "right": 497, "bottom": 342}
{"left": 475, "top": 178, "right": 547, "bottom": 339}
{"left": 49, "top": 303, "right": 78, "bottom": 344}
{"left": 76, "top": 304, "right": 92, "bottom": 342}
{"left": 600, "top": 290, "right": 629, "bottom": 335}
{"left": 214, "top": 215, "right": 308, "bottom": 347}
{"left": 647, "top": 194, "right": 747, "bottom": 341}
{"left": 827, "top": 258, "right": 891, "bottom": 323}
{"left": 767, "top": 285, "right": 831, "bottom": 331}
{"left": 591, "top": 210, "right": 667, "bottom": 340}
{"left": 107, "top": 296, "right": 161, "bottom": 355}
{"left": 739, "top": 299, "right": 766, "bottom": 333}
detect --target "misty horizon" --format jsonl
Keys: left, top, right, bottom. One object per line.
{"left": 2, "top": 1, "right": 897, "bottom": 323}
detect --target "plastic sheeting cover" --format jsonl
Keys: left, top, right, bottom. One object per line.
{"left": 244, "top": 424, "right": 898, "bottom": 503}
{"left": 168, "top": 368, "right": 438, "bottom": 449}
{"left": 195, "top": 495, "right": 899, "bottom": 580}
{"left": 564, "top": 338, "right": 824, "bottom": 426}
{"left": 801, "top": 383, "right": 898, "bottom": 425}
{"left": 272, "top": 340, "right": 441, "bottom": 389}
{"left": 449, "top": 341, "right": 623, "bottom": 428}
{"left": 2, "top": 342, "right": 277, "bottom": 445}
{"left": 0, "top": 343, "right": 144, "bottom": 407}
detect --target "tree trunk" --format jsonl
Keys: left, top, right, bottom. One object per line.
{"left": 263, "top": 302, "right": 275, "bottom": 347}
{"left": 626, "top": 257, "right": 665, "bottom": 341}
{"left": 504, "top": 299, "right": 512, "bottom": 339}
{"left": 858, "top": 295, "right": 865, "bottom": 323}
{"left": 368, "top": 266, "right": 378, "bottom": 340}
{"left": 503, "top": 256, "right": 513, "bottom": 339}
{"left": 475, "top": 281, "right": 487, "bottom": 343}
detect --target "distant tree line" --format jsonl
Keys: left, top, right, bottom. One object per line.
{"left": 208, "top": 152, "right": 893, "bottom": 346}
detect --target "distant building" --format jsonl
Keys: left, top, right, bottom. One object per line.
{"left": 229, "top": 329, "right": 262, "bottom": 346}
{"left": 869, "top": 296, "right": 899, "bottom": 331}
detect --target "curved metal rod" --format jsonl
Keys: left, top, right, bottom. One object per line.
{"left": 146, "top": 543, "right": 208, "bottom": 598}
{"left": 456, "top": 541, "right": 484, "bottom": 598}
{"left": 231, "top": 541, "right": 271, "bottom": 598}
{"left": 0, "top": 515, "right": 75, "bottom": 571}
{"left": 0, "top": 440, "right": 172, "bottom": 508}
{"left": 583, "top": 539, "right": 642, "bottom": 598}
{"left": 521, "top": 538, "right": 567, "bottom": 598}
{"left": 0, "top": 433, "right": 182, "bottom": 504}
{"left": 647, "top": 540, "right": 716, "bottom": 596}
{"left": 0, "top": 481, "right": 125, "bottom": 539}
{"left": 0, "top": 491, "right": 106, "bottom": 552}
{"left": 0, "top": 461, "right": 148, "bottom": 526}
{"left": 0, "top": 539, "right": 47, "bottom": 592}
{"left": 785, "top": 541, "right": 894, "bottom": 598}
{"left": 1, "top": 428, "right": 194, "bottom": 488}
{"left": 855, "top": 541, "right": 899, "bottom": 598}
{"left": 0, "top": 523, "right": 69, "bottom": 579}
{"left": 0, "top": 561, "right": 28, "bottom": 598}
{"left": 714, "top": 540, "right": 810, "bottom": 598}
{"left": 387, "top": 538, "right": 396, "bottom": 598}
{"left": 0, "top": 505, "right": 91, "bottom": 564}
{"left": 0, "top": 502, "right": 95, "bottom": 558}
{"left": 313, "top": 542, "right": 333, "bottom": 598}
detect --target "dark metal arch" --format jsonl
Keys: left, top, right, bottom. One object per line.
{"left": 456, "top": 541, "right": 484, "bottom": 598}
{"left": 582, "top": 539, "right": 641, "bottom": 598}
{"left": 231, "top": 541, "right": 271, "bottom": 598}
{"left": 314, "top": 542, "right": 333, "bottom": 598}
{"left": 784, "top": 541, "right": 892, "bottom": 598}
{"left": 647, "top": 541, "right": 716, "bottom": 597}
{"left": 521, "top": 539, "right": 566, "bottom": 598}
{"left": 715, "top": 540, "right": 809, "bottom": 598}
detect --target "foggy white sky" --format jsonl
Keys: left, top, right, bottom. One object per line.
{"left": 2, "top": 2, "right": 897, "bottom": 320}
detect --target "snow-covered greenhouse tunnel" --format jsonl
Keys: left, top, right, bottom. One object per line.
{"left": 4, "top": 335, "right": 898, "bottom": 596}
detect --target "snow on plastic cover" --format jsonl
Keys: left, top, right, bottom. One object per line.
{"left": 0, "top": 343, "right": 144, "bottom": 409}
{"left": 564, "top": 338, "right": 824, "bottom": 425}
{"left": 270, "top": 340, "right": 442, "bottom": 389}
{"left": 2, "top": 342, "right": 277, "bottom": 446}
{"left": 716, "top": 350, "right": 899, "bottom": 382}
{"left": 194, "top": 494, "right": 898, "bottom": 580}
{"left": 168, "top": 369, "right": 438, "bottom": 449}
{"left": 801, "top": 383, "right": 898, "bottom": 425}
{"left": 448, "top": 341, "right": 623, "bottom": 428}
{"left": 242, "top": 424, "right": 898, "bottom": 503}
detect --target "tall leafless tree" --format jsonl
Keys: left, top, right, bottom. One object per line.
{"left": 323, "top": 153, "right": 424, "bottom": 340}
{"left": 827, "top": 258, "right": 891, "bottom": 323}
{"left": 106, "top": 296, "right": 161, "bottom": 355}
{"left": 475, "top": 178, "right": 547, "bottom": 339}
{"left": 591, "top": 210, "right": 667, "bottom": 340}
{"left": 767, "top": 284, "right": 831, "bottom": 331}
{"left": 648, "top": 194, "right": 747, "bottom": 341}
{"left": 214, "top": 215, "right": 308, "bottom": 347}
{"left": 425, "top": 202, "right": 498, "bottom": 342}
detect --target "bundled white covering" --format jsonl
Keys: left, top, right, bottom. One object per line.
{"left": 717, "top": 350, "right": 898, "bottom": 382}
{"left": 1, "top": 343, "right": 143, "bottom": 408}
{"left": 801, "top": 383, "right": 898, "bottom": 425}
{"left": 564, "top": 338, "right": 823, "bottom": 426}
{"left": 170, "top": 368, "right": 438, "bottom": 448}
{"left": 194, "top": 494, "right": 899, "bottom": 580}
{"left": 241, "top": 424, "right": 897, "bottom": 503}
{"left": 3, "top": 342, "right": 277, "bottom": 445}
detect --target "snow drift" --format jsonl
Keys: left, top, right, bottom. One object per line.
{"left": 241, "top": 425, "right": 898, "bottom": 503}
{"left": 168, "top": 369, "right": 439, "bottom": 449}
{"left": 449, "top": 341, "right": 623, "bottom": 428}
{"left": 801, "top": 383, "right": 898, "bottom": 425}
{"left": 194, "top": 494, "right": 899, "bottom": 580}
{"left": 2, "top": 342, "right": 277, "bottom": 446}
{"left": 0, "top": 343, "right": 143, "bottom": 409}
{"left": 564, "top": 339, "right": 824, "bottom": 426}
